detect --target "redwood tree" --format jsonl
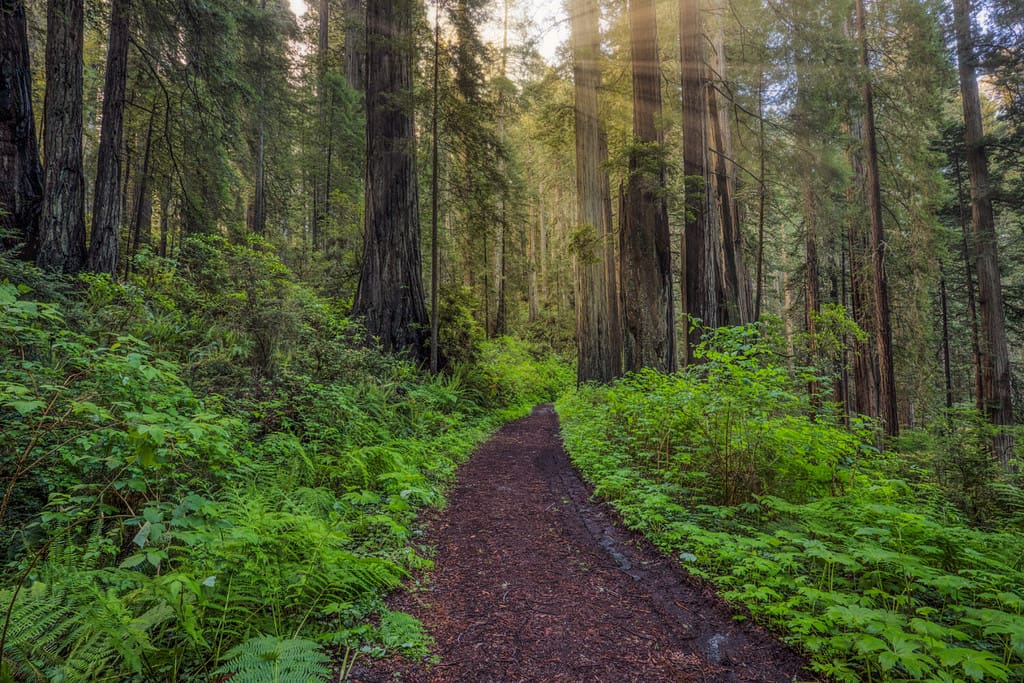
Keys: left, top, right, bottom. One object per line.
{"left": 952, "top": 0, "right": 1014, "bottom": 464}
{"left": 353, "top": 0, "right": 429, "bottom": 361}
{"left": 37, "top": 0, "right": 86, "bottom": 273}
{"left": 88, "top": 0, "right": 131, "bottom": 274}
{"left": 570, "top": 0, "right": 620, "bottom": 382}
{"left": 621, "top": 0, "right": 675, "bottom": 373}
{"left": 0, "top": 0, "right": 44, "bottom": 255}
{"left": 856, "top": 0, "right": 898, "bottom": 437}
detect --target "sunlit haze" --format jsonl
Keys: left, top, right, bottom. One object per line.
{"left": 287, "top": 0, "right": 567, "bottom": 63}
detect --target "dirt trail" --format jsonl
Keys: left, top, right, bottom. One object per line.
{"left": 352, "top": 405, "right": 813, "bottom": 683}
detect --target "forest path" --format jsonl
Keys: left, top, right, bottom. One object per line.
{"left": 351, "top": 406, "right": 812, "bottom": 683}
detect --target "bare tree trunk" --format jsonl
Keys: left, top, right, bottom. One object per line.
{"left": 89, "top": 0, "right": 131, "bottom": 275}
{"left": 601, "top": 130, "right": 623, "bottom": 369}
{"left": 707, "top": 7, "right": 752, "bottom": 324}
{"left": 754, "top": 70, "right": 766, "bottom": 321}
{"left": 954, "top": 153, "right": 983, "bottom": 408}
{"left": 952, "top": 0, "right": 1013, "bottom": 463}
{"left": 857, "top": 0, "right": 898, "bottom": 437}
{"left": 355, "top": 0, "right": 428, "bottom": 360}
{"left": 430, "top": 0, "right": 441, "bottom": 374}
{"left": 493, "top": 0, "right": 509, "bottom": 338}
{"left": 345, "top": 0, "right": 365, "bottom": 91}
{"left": 570, "top": 0, "right": 619, "bottom": 383}
{"left": 0, "top": 0, "right": 44, "bottom": 256}
{"left": 38, "top": 0, "right": 86, "bottom": 273}
{"left": 939, "top": 260, "right": 954, "bottom": 409}
{"left": 622, "top": 0, "right": 675, "bottom": 373}
{"left": 680, "top": 0, "right": 713, "bottom": 363}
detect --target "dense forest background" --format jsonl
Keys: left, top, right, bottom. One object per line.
{"left": 3, "top": 0, "right": 1024, "bottom": 679}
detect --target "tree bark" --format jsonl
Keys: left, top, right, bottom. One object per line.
{"left": 856, "top": 0, "right": 898, "bottom": 437}
{"left": 952, "top": 0, "right": 1014, "bottom": 464}
{"left": 621, "top": 0, "right": 675, "bottom": 373}
{"left": 354, "top": 0, "right": 429, "bottom": 361}
{"left": 430, "top": 0, "right": 440, "bottom": 374}
{"left": 37, "top": 0, "right": 86, "bottom": 273}
{"left": 570, "top": 0, "right": 619, "bottom": 383}
{"left": 707, "top": 9, "right": 752, "bottom": 325}
{"left": 680, "top": 0, "right": 714, "bottom": 362}
{"left": 0, "top": 0, "right": 44, "bottom": 256}
{"left": 345, "top": 0, "right": 365, "bottom": 91}
{"left": 88, "top": 0, "right": 131, "bottom": 275}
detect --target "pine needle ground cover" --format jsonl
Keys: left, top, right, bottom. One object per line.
{"left": 0, "top": 241, "right": 572, "bottom": 682}
{"left": 558, "top": 326, "right": 1024, "bottom": 683}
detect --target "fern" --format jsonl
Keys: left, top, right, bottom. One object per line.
{"left": 215, "top": 635, "right": 331, "bottom": 683}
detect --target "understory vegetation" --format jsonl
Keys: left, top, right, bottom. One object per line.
{"left": 0, "top": 239, "right": 571, "bottom": 682}
{"left": 558, "top": 325, "right": 1024, "bottom": 683}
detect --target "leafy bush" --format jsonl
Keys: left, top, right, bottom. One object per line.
{"left": 558, "top": 324, "right": 1024, "bottom": 683}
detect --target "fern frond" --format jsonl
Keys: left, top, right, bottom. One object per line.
{"left": 215, "top": 635, "right": 331, "bottom": 683}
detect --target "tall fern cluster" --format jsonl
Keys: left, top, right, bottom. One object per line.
{"left": 0, "top": 240, "right": 572, "bottom": 681}
{"left": 558, "top": 324, "right": 1024, "bottom": 683}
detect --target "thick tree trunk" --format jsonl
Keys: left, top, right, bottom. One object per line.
{"left": 0, "top": 0, "right": 44, "bottom": 256}
{"left": 570, "top": 0, "right": 619, "bottom": 383}
{"left": 345, "top": 0, "right": 365, "bottom": 91}
{"left": 88, "top": 0, "right": 131, "bottom": 275}
{"left": 354, "top": 0, "right": 429, "bottom": 361}
{"left": 621, "top": 0, "right": 675, "bottom": 373}
{"left": 857, "top": 0, "right": 898, "bottom": 437}
{"left": 680, "top": 0, "right": 713, "bottom": 362}
{"left": 38, "top": 0, "right": 86, "bottom": 273}
{"left": 952, "top": 0, "right": 1014, "bottom": 464}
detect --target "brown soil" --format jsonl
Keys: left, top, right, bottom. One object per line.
{"left": 351, "top": 405, "right": 816, "bottom": 683}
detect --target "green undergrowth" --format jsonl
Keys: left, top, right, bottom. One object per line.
{"left": 0, "top": 238, "right": 572, "bottom": 682}
{"left": 557, "top": 325, "right": 1024, "bottom": 683}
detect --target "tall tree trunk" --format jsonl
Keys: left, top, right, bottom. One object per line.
{"left": 88, "top": 0, "right": 131, "bottom": 275}
{"left": 0, "top": 0, "right": 44, "bottom": 256}
{"left": 493, "top": 0, "right": 509, "bottom": 338}
{"left": 939, "top": 260, "right": 954, "bottom": 410}
{"left": 952, "top": 0, "right": 1013, "bottom": 464}
{"left": 846, "top": 116, "right": 880, "bottom": 419}
{"left": 250, "top": 0, "right": 268, "bottom": 237}
{"left": 570, "top": 0, "right": 619, "bottom": 383}
{"left": 430, "top": 0, "right": 440, "bottom": 374}
{"left": 354, "top": 0, "right": 429, "bottom": 360}
{"left": 753, "top": 70, "right": 766, "bottom": 321}
{"left": 857, "top": 0, "right": 898, "bottom": 437}
{"left": 954, "top": 153, "right": 983, "bottom": 408}
{"left": 707, "top": 8, "right": 752, "bottom": 325}
{"left": 621, "top": 0, "right": 675, "bottom": 373}
{"left": 600, "top": 129, "right": 623, "bottom": 370}
{"left": 345, "top": 0, "right": 365, "bottom": 92}
{"left": 313, "top": 0, "right": 330, "bottom": 250}
{"left": 38, "top": 0, "right": 86, "bottom": 273}
{"left": 680, "top": 0, "right": 714, "bottom": 362}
